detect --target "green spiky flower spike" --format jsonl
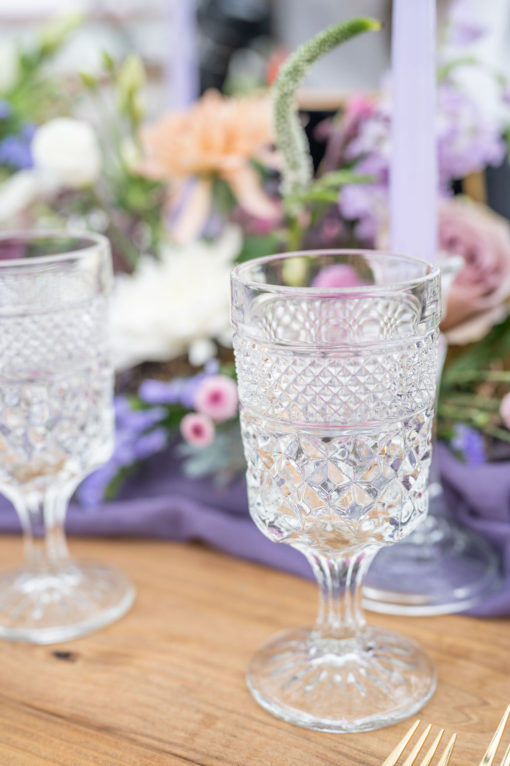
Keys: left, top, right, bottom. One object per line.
{"left": 272, "top": 18, "right": 381, "bottom": 211}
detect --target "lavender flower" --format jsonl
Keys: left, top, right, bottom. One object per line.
{"left": 78, "top": 395, "right": 168, "bottom": 508}
{"left": 451, "top": 425, "right": 486, "bottom": 465}
{"left": 445, "top": 0, "right": 487, "bottom": 46}
{"left": 339, "top": 182, "right": 388, "bottom": 244}
{"left": 133, "top": 427, "right": 168, "bottom": 459}
{"left": 0, "top": 133, "right": 33, "bottom": 169}
{"left": 138, "top": 378, "right": 185, "bottom": 405}
{"left": 437, "top": 84, "right": 505, "bottom": 188}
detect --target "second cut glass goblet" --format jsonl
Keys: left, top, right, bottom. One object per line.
{"left": 0, "top": 232, "right": 135, "bottom": 644}
{"left": 231, "top": 250, "right": 441, "bottom": 732}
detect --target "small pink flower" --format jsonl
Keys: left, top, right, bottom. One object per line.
{"left": 500, "top": 393, "right": 510, "bottom": 429}
{"left": 180, "top": 412, "right": 215, "bottom": 447}
{"left": 194, "top": 375, "right": 239, "bottom": 422}
{"left": 344, "top": 93, "right": 375, "bottom": 122}
{"left": 312, "top": 264, "right": 365, "bottom": 289}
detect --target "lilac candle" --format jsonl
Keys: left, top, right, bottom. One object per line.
{"left": 390, "top": 0, "right": 438, "bottom": 262}
{"left": 165, "top": 0, "right": 199, "bottom": 109}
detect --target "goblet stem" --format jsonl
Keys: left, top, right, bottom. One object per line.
{"left": 307, "top": 550, "right": 376, "bottom": 641}
{"left": 14, "top": 487, "right": 72, "bottom": 572}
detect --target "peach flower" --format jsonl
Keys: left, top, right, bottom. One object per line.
{"left": 141, "top": 90, "right": 279, "bottom": 242}
{"left": 439, "top": 198, "right": 510, "bottom": 344}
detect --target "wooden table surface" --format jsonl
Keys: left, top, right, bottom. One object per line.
{"left": 0, "top": 535, "right": 508, "bottom": 766}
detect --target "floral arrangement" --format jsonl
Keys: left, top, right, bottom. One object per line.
{"left": 2, "top": 1, "right": 510, "bottom": 500}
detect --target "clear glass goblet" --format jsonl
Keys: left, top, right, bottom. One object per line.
{"left": 231, "top": 250, "right": 441, "bottom": 733}
{"left": 0, "top": 232, "right": 135, "bottom": 644}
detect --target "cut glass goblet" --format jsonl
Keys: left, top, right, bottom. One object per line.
{"left": 231, "top": 250, "right": 441, "bottom": 732}
{"left": 0, "top": 232, "right": 135, "bottom": 644}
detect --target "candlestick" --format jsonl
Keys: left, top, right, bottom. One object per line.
{"left": 165, "top": 0, "right": 199, "bottom": 109}
{"left": 390, "top": 0, "right": 438, "bottom": 262}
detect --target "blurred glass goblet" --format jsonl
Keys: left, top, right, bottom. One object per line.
{"left": 0, "top": 231, "right": 135, "bottom": 644}
{"left": 231, "top": 250, "right": 441, "bottom": 733}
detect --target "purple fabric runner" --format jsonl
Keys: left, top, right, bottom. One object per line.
{"left": 0, "top": 443, "right": 509, "bottom": 616}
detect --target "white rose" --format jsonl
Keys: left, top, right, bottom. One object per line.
{"left": 31, "top": 118, "right": 101, "bottom": 188}
{"left": 0, "top": 40, "right": 18, "bottom": 93}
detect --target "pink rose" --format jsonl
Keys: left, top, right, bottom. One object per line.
{"left": 501, "top": 393, "right": 510, "bottom": 429}
{"left": 180, "top": 413, "right": 215, "bottom": 447}
{"left": 194, "top": 375, "right": 239, "bottom": 422}
{"left": 312, "top": 264, "right": 365, "bottom": 289}
{"left": 439, "top": 199, "right": 510, "bottom": 344}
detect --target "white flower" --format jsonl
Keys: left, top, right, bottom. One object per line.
{"left": 110, "top": 226, "right": 242, "bottom": 370}
{"left": 31, "top": 118, "right": 101, "bottom": 188}
{"left": 0, "top": 40, "right": 18, "bottom": 93}
{"left": 0, "top": 171, "right": 40, "bottom": 223}
{"left": 188, "top": 338, "right": 217, "bottom": 367}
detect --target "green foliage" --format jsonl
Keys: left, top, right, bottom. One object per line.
{"left": 442, "top": 315, "right": 510, "bottom": 387}
{"left": 6, "top": 14, "right": 81, "bottom": 122}
{"left": 437, "top": 56, "right": 479, "bottom": 82}
{"left": 235, "top": 232, "right": 283, "bottom": 264}
{"left": 438, "top": 316, "right": 510, "bottom": 448}
{"left": 117, "top": 54, "right": 145, "bottom": 130}
{"left": 285, "top": 170, "right": 375, "bottom": 208}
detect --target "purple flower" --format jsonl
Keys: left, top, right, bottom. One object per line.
{"left": 451, "top": 425, "right": 486, "bottom": 465}
{"left": 133, "top": 427, "right": 168, "bottom": 459}
{"left": 446, "top": 0, "right": 487, "bottom": 46}
{"left": 138, "top": 378, "right": 185, "bottom": 405}
{"left": 437, "top": 84, "right": 505, "bottom": 187}
{"left": 114, "top": 396, "right": 165, "bottom": 431}
{"left": 339, "top": 183, "right": 388, "bottom": 244}
{"left": 0, "top": 134, "right": 33, "bottom": 169}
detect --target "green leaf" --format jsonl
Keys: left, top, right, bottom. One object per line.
{"left": 101, "top": 50, "right": 116, "bottom": 73}
{"left": 287, "top": 172, "right": 374, "bottom": 208}
{"left": 437, "top": 56, "right": 480, "bottom": 82}
{"left": 80, "top": 71, "right": 97, "bottom": 90}
{"left": 442, "top": 315, "right": 510, "bottom": 386}
{"left": 104, "top": 464, "right": 138, "bottom": 501}
{"left": 235, "top": 232, "right": 282, "bottom": 264}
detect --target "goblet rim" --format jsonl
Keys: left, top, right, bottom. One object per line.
{"left": 232, "top": 248, "right": 440, "bottom": 296}
{"left": 0, "top": 229, "right": 109, "bottom": 269}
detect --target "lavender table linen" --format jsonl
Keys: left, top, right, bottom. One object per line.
{"left": 0, "top": 444, "right": 508, "bottom": 616}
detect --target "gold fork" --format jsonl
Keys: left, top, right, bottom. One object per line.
{"left": 479, "top": 705, "right": 510, "bottom": 766}
{"left": 382, "top": 705, "right": 510, "bottom": 766}
{"left": 381, "top": 720, "right": 457, "bottom": 766}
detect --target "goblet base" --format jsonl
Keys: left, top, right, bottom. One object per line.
{"left": 247, "top": 626, "right": 435, "bottom": 733}
{"left": 0, "top": 561, "right": 135, "bottom": 644}
{"left": 363, "top": 514, "right": 502, "bottom": 616}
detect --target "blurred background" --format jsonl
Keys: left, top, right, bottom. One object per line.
{"left": 0, "top": 0, "right": 508, "bottom": 217}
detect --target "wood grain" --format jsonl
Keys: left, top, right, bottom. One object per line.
{"left": 0, "top": 535, "right": 508, "bottom": 765}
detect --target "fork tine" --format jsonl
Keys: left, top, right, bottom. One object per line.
{"left": 437, "top": 733, "right": 457, "bottom": 766}
{"left": 402, "top": 724, "right": 432, "bottom": 766}
{"left": 500, "top": 743, "right": 510, "bottom": 766}
{"left": 437, "top": 734, "right": 457, "bottom": 766}
{"left": 418, "top": 728, "right": 444, "bottom": 766}
{"left": 381, "top": 720, "right": 421, "bottom": 766}
{"left": 480, "top": 706, "right": 510, "bottom": 766}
